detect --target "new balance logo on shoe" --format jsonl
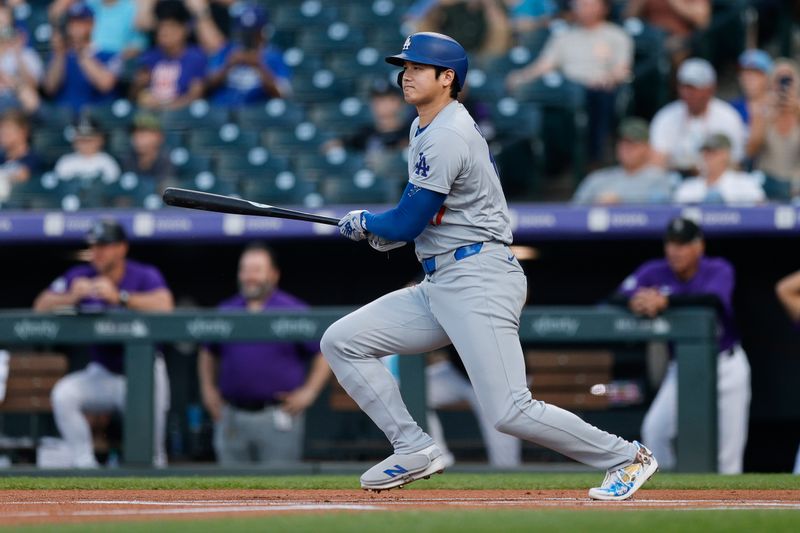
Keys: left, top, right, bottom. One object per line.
{"left": 383, "top": 465, "right": 409, "bottom": 478}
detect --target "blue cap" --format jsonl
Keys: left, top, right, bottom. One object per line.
{"left": 237, "top": 5, "right": 268, "bottom": 31}
{"left": 739, "top": 49, "right": 773, "bottom": 74}
{"left": 67, "top": 1, "right": 94, "bottom": 20}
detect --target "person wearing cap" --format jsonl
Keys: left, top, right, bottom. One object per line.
{"left": 33, "top": 218, "right": 174, "bottom": 468}
{"left": 132, "top": 1, "right": 207, "bottom": 110}
{"left": 730, "top": 49, "right": 773, "bottom": 127}
{"left": 572, "top": 117, "right": 673, "bottom": 204}
{"left": 746, "top": 58, "right": 800, "bottom": 199}
{"left": 205, "top": 4, "right": 291, "bottom": 106}
{"left": 198, "top": 242, "right": 330, "bottom": 465}
{"left": 0, "top": 4, "right": 41, "bottom": 114}
{"left": 650, "top": 57, "right": 746, "bottom": 175}
{"left": 506, "top": 0, "right": 633, "bottom": 163}
{"left": 54, "top": 116, "right": 121, "bottom": 183}
{"left": 49, "top": 0, "right": 146, "bottom": 57}
{"left": 673, "top": 133, "right": 765, "bottom": 204}
{"left": 609, "top": 217, "right": 751, "bottom": 474}
{"left": 43, "top": 1, "right": 122, "bottom": 112}
{"left": 120, "top": 112, "right": 175, "bottom": 193}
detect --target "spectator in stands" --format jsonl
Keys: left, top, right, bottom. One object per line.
{"left": 49, "top": 0, "right": 147, "bottom": 57}
{"left": 776, "top": 269, "right": 800, "bottom": 474}
{"left": 206, "top": 4, "right": 292, "bottom": 106}
{"left": 324, "top": 79, "right": 411, "bottom": 176}
{"left": 198, "top": 243, "right": 330, "bottom": 465}
{"left": 42, "top": 2, "right": 121, "bottom": 112}
{"left": 746, "top": 59, "right": 800, "bottom": 199}
{"left": 610, "top": 217, "right": 751, "bottom": 474}
{"left": 624, "top": 0, "right": 710, "bottom": 66}
{"left": 673, "top": 133, "right": 765, "bottom": 204}
{"left": 730, "top": 49, "right": 773, "bottom": 127}
{"left": 0, "top": 110, "right": 38, "bottom": 204}
{"left": 120, "top": 112, "right": 175, "bottom": 190}
{"left": 33, "top": 219, "right": 174, "bottom": 468}
{"left": 54, "top": 116, "right": 120, "bottom": 183}
{"left": 407, "top": 0, "right": 512, "bottom": 58}
{"left": 0, "top": 8, "right": 41, "bottom": 114}
{"left": 131, "top": 1, "right": 206, "bottom": 110}
{"left": 573, "top": 118, "right": 673, "bottom": 204}
{"left": 505, "top": 0, "right": 558, "bottom": 37}
{"left": 506, "top": 0, "right": 633, "bottom": 164}
{"left": 650, "top": 58, "right": 746, "bottom": 175}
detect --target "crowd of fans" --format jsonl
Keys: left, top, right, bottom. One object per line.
{"left": 0, "top": 0, "right": 796, "bottom": 209}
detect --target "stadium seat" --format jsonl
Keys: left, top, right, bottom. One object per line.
{"left": 308, "top": 98, "right": 373, "bottom": 138}
{"left": 342, "top": 0, "right": 403, "bottom": 27}
{"left": 292, "top": 150, "right": 365, "bottom": 182}
{"left": 86, "top": 100, "right": 135, "bottom": 131}
{"left": 318, "top": 169, "right": 396, "bottom": 204}
{"left": 169, "top": 149, "right": 212, "bottom": 180}
{"left": 296, "top": 22, "right": 365, "bottom": 55}
{"left": 177, "top": 172, "right": 238, "bottom": 196}
{"left": 159, "top": 101, "right": 230, "bottom": 131}
{"left": 623, "top": 19, "right": 670, "bottom": 119}
{"left": 239, "top": 171, "right": 317, "bottom": 206}
{"left": 216, "top": 147, "right": 290, "bottom": 181}
{"left": 329, "top": 47, "right": 395, "bottom": 80}
{"left": 271, "top": 1, "right": 338, "bottom": 31}
{"left": 291, "top": 69, "right": 352, "bottom": 103}
{"left": 34, "top": 104, "right": 75, "bottom": 130}
{"left": 263, "top": 121, "right": 328, "bottom": 156}
{"left": 187, "top": 125, "right": 260, "bottom": 156}
{"left": 235, "top": 99, "right": 305, "bottom": 131}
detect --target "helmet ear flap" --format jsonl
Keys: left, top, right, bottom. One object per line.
{"left": 396, "top": 70, "right": 404, "bottom": 88}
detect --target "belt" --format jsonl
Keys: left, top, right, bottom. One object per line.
{"left": 227, "top": 399, "right": 279, "bottom": 412}
{"left": 422, "top": 242, "right": 486, "bottom": 275}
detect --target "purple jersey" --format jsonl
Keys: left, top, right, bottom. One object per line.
{"left": 617, "top": 257, "right": 739, "bottom": 351}
{"left": 48, "top": 260, "right": 169, "bottom": 373}
{"left": 208, "top": 290, "right": 321, "bottom": 405}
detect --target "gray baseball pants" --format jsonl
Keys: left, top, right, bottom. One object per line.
{"left": 321, "top": 243, "right": 638, "bottom": 471}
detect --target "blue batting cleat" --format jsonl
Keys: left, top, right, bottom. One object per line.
{"left": 588, "top": 441, "right": 659, "bottom": 501}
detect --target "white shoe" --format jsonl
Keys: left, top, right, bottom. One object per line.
{"left": 588, "top": 441, "right": 658, "bottom": 501}
{"left": 360, "top": 444, "right": 447, "bottom": 491}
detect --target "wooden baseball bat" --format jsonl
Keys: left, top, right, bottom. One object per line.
{"left": 162, "top": 188, "right": 340, "bottom": 226}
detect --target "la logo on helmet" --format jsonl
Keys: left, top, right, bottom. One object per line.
{"left": 402, "top": 36, "right": 411, "bottom": 51}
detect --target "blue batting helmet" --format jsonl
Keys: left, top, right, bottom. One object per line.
{"left": 386, "top": 32, "right": 468, "bottom": 90}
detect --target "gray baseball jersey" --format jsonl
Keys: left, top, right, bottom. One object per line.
{"left": 408, "top": 101, "right": 513, "bottom": 260}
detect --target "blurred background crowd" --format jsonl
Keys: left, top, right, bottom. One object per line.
{"left": 0, "top": 0, "right": 797, "bottom": 212}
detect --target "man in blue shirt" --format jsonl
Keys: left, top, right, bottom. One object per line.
{"left": 206, "top": 5, "right": 290, "bottom": 106}
{"left": 42, "top": 2, "right": 121, "bottom": 112}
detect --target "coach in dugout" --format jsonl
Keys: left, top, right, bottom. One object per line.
{"left": 198, "top": 242, "right": 330, "bottom": 465}
{"left": 609, "top": 217, "right": 751, "bottom": 473}
{"left": 33, "top": 218, "right": 174, "bottom": 468}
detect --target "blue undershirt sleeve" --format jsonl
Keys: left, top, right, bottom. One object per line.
{"left": 362, "top": 182, "right": 446, "bottom": 242}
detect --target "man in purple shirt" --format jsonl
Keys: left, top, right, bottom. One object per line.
{"left": 198, "top": 243, "right": 330, "bottom": 465}
{"left": 33, "top": 219, "right": 174, "bottom": 468}
{"left": 611, "top": 217, "right": 751, "bottom": 473}
{"left": 776, "top": 269, "right": 800, "bottom": 474}
{"left": 132, "top": 1, "right": 206, "bottom": 110}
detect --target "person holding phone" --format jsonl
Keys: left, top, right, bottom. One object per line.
{"left": 746, "top": 58, "right": 800, "bottom": 199}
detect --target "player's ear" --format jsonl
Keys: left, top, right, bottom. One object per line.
{"left": 396, "top": 70, "right": 405, "bottom": 88}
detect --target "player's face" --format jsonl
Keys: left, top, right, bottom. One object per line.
{"left": 665, "top": 239, "right": 704, "bottom": 276}
{"left": 238, "top": 250, "right": 279, "bottom": 301}
{"left": 399, "top": 61, "right": 451, "bottom": 105}
{"left": 89, "top": 242, "right": 127, "bottom": 275}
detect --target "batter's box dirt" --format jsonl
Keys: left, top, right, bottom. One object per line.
{"left": 1, "top": 489, "right": 798, "bottom": 525}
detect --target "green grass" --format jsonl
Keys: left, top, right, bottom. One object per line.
{"left": 1, "top": 473, "right": 799, "bottom": 491}
{"left": 6, "top": 510, "right": 800, "bottom": 533}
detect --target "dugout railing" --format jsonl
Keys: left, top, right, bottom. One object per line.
{"left": 0, "top": 308, "right": 717, "bottom": 472}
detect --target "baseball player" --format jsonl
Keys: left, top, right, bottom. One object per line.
{"left": 322, "top": 32, "right": 657, "bottom": 500}
{"left": 611, "top": 217, "right": 751, "bottom": 474}
{"left": 775, "top": 269, "right": 800, "bottom": 474}
{"left": 33, "top": 219, "right": 173, "bottom": 468}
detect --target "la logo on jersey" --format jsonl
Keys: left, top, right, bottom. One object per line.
{"left": 415, "top": 152, "right": 430, "bottom": 177}
{"left": 403, "top": 36, "right": 411, "bottom": 50}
